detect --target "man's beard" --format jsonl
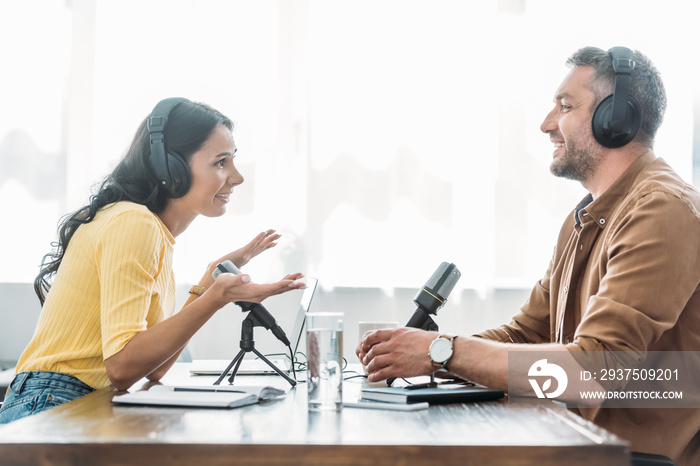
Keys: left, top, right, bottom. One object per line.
{"left": 550, "top": 132, "right": 602, "bottom": 183}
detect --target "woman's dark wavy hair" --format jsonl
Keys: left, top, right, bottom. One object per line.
{"left": 34, "top": 100, "right": 233, "bottom": 305}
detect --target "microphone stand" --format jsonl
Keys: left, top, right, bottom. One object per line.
{"left": 213, "top": 302, "right": 297, "bottom": 387}
{"left": 421, "top": 315, "right": 439, "bottom": 332}
{"left": 421, "top": 316, "right": 438, "bottom": 387}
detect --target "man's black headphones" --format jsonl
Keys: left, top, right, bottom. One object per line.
{"left": 147, "top": 97, "right": 192, "bottom": 198}
{"left": 591, "top": 46, "right": 643, "bottom": 149}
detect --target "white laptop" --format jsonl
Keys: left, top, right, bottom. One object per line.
{"left": 190, "top": 277, "right": 318, "bottom": 376}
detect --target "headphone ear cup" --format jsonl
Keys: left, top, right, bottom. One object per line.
{"left": 163, "top": 151, "right": 191, "bottom": 198}
{"left": 592, "top": 94, "right": 643, "bottom": 148}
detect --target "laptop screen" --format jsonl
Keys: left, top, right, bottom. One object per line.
{"left": 286, "top": 277, "right": 318, "bottom": 364}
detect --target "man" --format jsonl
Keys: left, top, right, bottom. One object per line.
{"left": 357, "top": 46, "right": 700, "bottom": 465}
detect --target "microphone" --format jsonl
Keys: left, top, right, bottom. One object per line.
{"left": 386, "top": 262, "right": 462, "bottom": 386}
{"left": 212, "top": 260, "right": 291, "bottom": 346}
{"left": 405, "top": 262, "right": 461, "bottom": 330}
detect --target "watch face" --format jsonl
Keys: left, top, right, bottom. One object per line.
{"left": 430, "top": 337, "right": 452, "bottom": 363}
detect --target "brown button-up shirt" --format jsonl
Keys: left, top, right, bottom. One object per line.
{"left": 478, "top": 151, "right": 700, "bottom": 465}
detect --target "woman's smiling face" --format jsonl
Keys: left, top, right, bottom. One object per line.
{"left": 180, "top": 124, "right": 244, "bottom": 218}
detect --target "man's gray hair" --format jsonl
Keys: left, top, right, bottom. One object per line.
{"left": 566, "top": 46, "right": 666, "bottom": 147}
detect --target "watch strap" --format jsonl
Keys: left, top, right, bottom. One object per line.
{"left": 443, "top": 335, "right": 457, "bottom": 372}
{"left": 188, "top": 285, "right": 207, "bottom": 296}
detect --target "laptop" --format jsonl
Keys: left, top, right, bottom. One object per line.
{"left": 190, "top": 277, "right": 318, "bottom": 376}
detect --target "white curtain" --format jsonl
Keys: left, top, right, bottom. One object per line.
{"left": 0, "top": 0, "right": 696, "bottom": 297}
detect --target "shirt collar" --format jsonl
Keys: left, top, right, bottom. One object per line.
{"left": 574, "top": 194, "right": 593, "bottom": 225}
{"left": 576, "top": 151, "right": 657, "bottom": 229}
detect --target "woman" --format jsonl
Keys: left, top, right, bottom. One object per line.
{"left": 0, "top": 98, "right": 304, "bottom": 423}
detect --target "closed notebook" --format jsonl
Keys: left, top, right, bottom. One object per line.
{"left": 360, "top": 384, "right": 504, "bottom": 404}
{"left": 112, "top": 384, "right": 286, "bottom": 408}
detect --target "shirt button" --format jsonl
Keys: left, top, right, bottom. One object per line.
{"left": 599, "top": 218, "right": 606, "bottom": 225}
{"left": 563, "top": 286, "right": 568, "bottom": 293}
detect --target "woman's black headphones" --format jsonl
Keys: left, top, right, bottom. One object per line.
{"left": 147, "top": 97, "right": 192, "bottom": 198}
{"left": 591, "top": 46, "right": 643, "bottom": 148}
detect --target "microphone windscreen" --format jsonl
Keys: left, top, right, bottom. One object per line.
{"left": 425, "top": 262, "right": 461, "bottom": 299}
{"left": 212, "top": 260, "right": 241, "bottom": 280}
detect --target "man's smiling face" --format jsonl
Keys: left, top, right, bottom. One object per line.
{"left": 540, "top": 65, "right": 605, "bottom": 183}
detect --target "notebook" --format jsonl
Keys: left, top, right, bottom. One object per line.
{"left": 112, "top": 384, "right": 286, "bottom": 408}
{"left": 360, "top": 383, "right": 505, "bottom": 405}
{"left": 190, "top": 277, "right": 318, "bottom": 376}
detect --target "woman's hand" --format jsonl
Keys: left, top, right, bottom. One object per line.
{"left": 208, "top": 272, "right": 306, "bottom": 308}
{"left": 225, "top": 229, "right": 281, "bottom": 268}
{"left": 194, "top": 229, "right": 292, "bottom": 297}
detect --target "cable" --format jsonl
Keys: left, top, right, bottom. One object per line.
{"left": 288, "top": 345, "right": 296, "bottom": 381}
{"left": 291, "top": 351, "right": 348, "bottom": 372}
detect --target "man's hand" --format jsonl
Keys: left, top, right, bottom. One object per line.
{"left": 356, "top": 327, "right": 436, "bottom": 382}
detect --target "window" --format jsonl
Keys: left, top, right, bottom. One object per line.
{"left": 1, "top": 0, "right": 696, "bottom": 298}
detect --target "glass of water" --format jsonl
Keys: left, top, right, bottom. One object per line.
{"left": 306, "top": 312, "right": 343, "bottom": 411}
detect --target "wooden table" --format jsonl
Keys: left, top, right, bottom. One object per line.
{"left": 0, "top": 363, "right": 630, "bottom": 465}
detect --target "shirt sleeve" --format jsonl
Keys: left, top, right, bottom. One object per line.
{"left": 96, "top": 209, "right": 166, "bottom": 360}
{"left": 569, "top": 190, "right": 700, "bottom": 355}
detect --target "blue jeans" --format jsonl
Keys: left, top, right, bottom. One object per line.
{"left": 0, "top": 371, "right": 95, "bottom": 424}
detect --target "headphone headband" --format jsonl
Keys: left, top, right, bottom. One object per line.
{"left": 147, "top": 97, "right": 192, "bottom": 198}
{"left": 148, "top": 98, "right": 187, "bottom": 133}
{"left": 607, "top": 47, "right": 636, "bottom": 136}
{"left": 591, "top": 47, "right": 643, "bottom": 149}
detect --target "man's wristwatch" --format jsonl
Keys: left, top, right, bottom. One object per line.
{"left": 428, "top": 334, "right": 456, "bottom": 370}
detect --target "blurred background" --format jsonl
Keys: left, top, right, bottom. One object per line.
{"left": 1, "top": 0, "right": 698, "bottom": 366}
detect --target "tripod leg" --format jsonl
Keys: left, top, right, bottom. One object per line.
{"left": 213, "top": 349, "right": 246, "bottom": 385}
{"left": 227, "top": 354, "right": 246, "bottom": 384}
{"left": 252, "top": 348, "right": 297, "bottom": 387}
